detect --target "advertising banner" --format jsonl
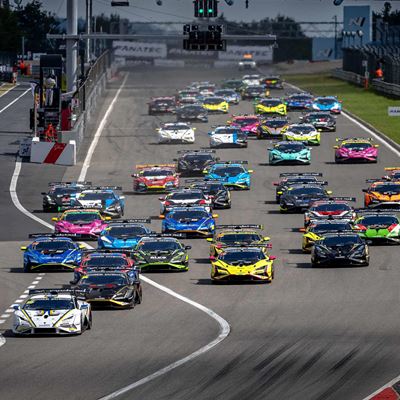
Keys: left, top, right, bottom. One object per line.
{"left": 312, "top": 38, "right": 342, "bottom": 61}
{"left": 218, "top": 45, "right": 273, "bottom": 62}
{"left": 167, "top": 45, "right": 217, "bottom": 60}
{"left": 113, "top": 41, "right": 167, "bottom": 59}
{"left": 343, "top": 5, "right": 371, "bottom": 44}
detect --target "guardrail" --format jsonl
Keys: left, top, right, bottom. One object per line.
{"left": 331, "top": 68, "right": 400, "bottom": 98}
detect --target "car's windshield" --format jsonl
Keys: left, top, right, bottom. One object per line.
{"left": 342, "top": 143, "right": 372, "bottom": 150}
{"left": 213, "top": 166, "right": 244, "bottom": 176}
{"left": 170, "top": 210, "right": 209, "bottom": 219}
{"left": 263, "top": 119, "right": 287, "bottom": 128}
{"left": 307, "top": 114, "right": 332, "bottom": 122}
{"left": 52, "top": 187, "right": 79, "bottom": 196}
{"left": 63, "top": 212, "right": 100, "bottom": 222}
{"left": 311, "top": 223, "right": 351, "bottom": 233}
{"left": 107, "top": 226, "right": 148, "bottom": 237}
{"left": 162, "top": 124, "right": 189, "bottom": 130}
{"left": 79, "top": 275, "right": 127, "bottom": 286}
{"left": 169, "top": 192, "right": 203, "bottom": 200}
{"left": 79, "top": 192, "right": 114, "bottom": 200}
{"left": 312, "top": 203, "right": 351, "bottom": 212}
{"left": 180, "top": 105, "right": 203, "bottom": 112}
{"left": 84, "top": 257, "right": 128, "bottom": 267}
{"left": 290, "top": 95, "right": 312, "bottom": 101}
{"left": 361, "top": 215, "right": 398, "bottom": 225}
{"left": 204, "top": 97, "right": 224, "bottom": 105}
{"left": 215, "top": 90, "right": 235, "bottom": 96}
{"left": 214, "top": 128, "right": 240, "bottom": 135}
{"left": 179, "top": 91, "right": 198, "bottom": 97}
{"left": 285, "top": 177, "right": 317, "bottom": 185}
{"left": 32, "top": 241, "right": 75, "bottom": 251}
{"left": 233, "top": 118, "right": 258, "bottom": 126}
{"left": 373, "top": 184, "right": 400, "bottom": 194}
{"left": 322, "top": 235, "right": 360, "bottom": 246}
{"left": 260, "top": 99, "right": 281, "bottom": 106}
{"left": 24, "top": 298, "right": 74, "bottom": 310}
{"left": 289, "top": 125, "right": 315, "bottom": 134}
{"left": 316, "top": 98, "right": 336, "bottom": 105}
{"left": 276, "top": 143, "right": 306, "bottom": 152}
{"left": 290, "top": 187, "right": 325, "bottom": 195}
{"left": 219, "top": 233, "right": 261, "bottom": 243}
{"left": 246, "top": 86, "right": 263, "bottom": 92}
{"left": 220, "top": 250, "right": 264, "bottom": 263}
{"left": 142, "top": 169, "right": 173, "bottom": 177}
{"left": 138, "top": 240, "right": 180, "bottom": 251}
{"left": 183, "top": 154, "right": 213, "bottom": 162}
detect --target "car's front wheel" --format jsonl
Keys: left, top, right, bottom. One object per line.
{"left": 23, "top": 263, "right": 32, "bottom": 273}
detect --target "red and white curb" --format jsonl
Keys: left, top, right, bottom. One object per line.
{"left": 30, "top": 137, "right": 76, "bottom": 166}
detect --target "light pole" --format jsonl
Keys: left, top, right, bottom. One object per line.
{"left": 66, "top": 0, "right": 78, "bottom": 92}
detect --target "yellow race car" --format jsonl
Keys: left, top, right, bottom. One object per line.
{"left": 202, "top": 96, "right": 229, "bottom": 113}
{"left": 254, "top": 98, "right": 287, "bottom": 116}
{"left": 300, "top": 220, "right": 354, "bottom": 253}
{"left": 206, "top": 224, "right": 270, "bottom": 257}
{"left": 210, "top": 246, "right": 275, "bottom": 283}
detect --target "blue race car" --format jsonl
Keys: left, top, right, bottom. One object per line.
{"left": 214, "top": 89, "right": 240, "bottom": 104}
{"left": 284, "top": 93, "right": 314, "bottom": 110}
{"left": 268, "top": 141, "right": 311, "bottom": 165}
{"left": 204, "top": 161, "right": 252, "bottom": 190}
{"left": 98, "top": 218, "right": 152, "bottom": 249}
{"left": 21, "top": 234, "right": 84, "bottom": 272}
{"left": 161, "top": 206, "right": 218, "bottom": 237}
{"left": 72, "top": 186, "right": 125, "bottom": 218}
{"left": 311, "top": 96, "right": 342, "bottom": 114}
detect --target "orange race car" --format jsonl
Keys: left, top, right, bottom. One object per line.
{"left": 363, "top": 180, "right": 400, "bottom": 208}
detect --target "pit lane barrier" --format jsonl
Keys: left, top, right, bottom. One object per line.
{"left": 30, "top": 137, "right": 76, "bottom": 166}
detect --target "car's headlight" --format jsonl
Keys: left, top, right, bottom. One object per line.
{"left": 171, "top": 253, "right": 185, "bottom": 263}
{"left": 113, "top": 288, "right": 129, "bottom": 300}
{"left": 17, "top": 314, "right": 32, "bottom": 325}
{"left": 100, "top": 236, "right": 112, "bottom": 244}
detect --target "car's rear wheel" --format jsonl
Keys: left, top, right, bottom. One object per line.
{"left": 23, "top": 263, "right": 32, "bottom": 273}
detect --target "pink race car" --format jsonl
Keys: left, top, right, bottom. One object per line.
{"left": 334, "top": 138, "right": 379, "bottom": 163}
{"left": 53, "top": 208, "right": 110, "bottom": 239}
{"left": 228, "top": 115, "right": 260, "bottom": 137}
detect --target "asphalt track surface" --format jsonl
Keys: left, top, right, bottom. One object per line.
{"left": 1, "top": 67, "right": 400, "bottom": 400}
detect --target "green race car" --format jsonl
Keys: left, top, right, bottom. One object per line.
{"left": 133, "top": 235, "right": 191, "bottom": 271}
{"left": 283, "top": 124, "right": 321, "bottom": 146}
{"left": 354, "top": 209, "right": 400, "bottom": 243}
{"left": 268, "top": 141, "right": 311, "bottom": 165}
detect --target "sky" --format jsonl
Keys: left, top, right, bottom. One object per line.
{"left": 19, "top": 0, "right": 400, "bottom": 22}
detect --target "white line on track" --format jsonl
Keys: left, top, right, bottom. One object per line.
{"left": 0, "top": 88, "right": 30, "bottom": 115}
{"left": 7, "top": 71, "right": 231, "bottom": 398}
{"left": 0, "top": 83, "right": 18, "bottom": 99}
{"left": 286, "top": 80, "right": 400, "bottom": 400}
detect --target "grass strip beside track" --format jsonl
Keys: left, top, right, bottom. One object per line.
{"left": 283, "top": 73, "right": 400, "bottom": 145}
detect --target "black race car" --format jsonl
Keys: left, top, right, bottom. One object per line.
{"left": 299, "top": 112, "right": 336, "bottom": 132}
{"left": 186, "top": 179, "right": 232, "bottom": 209}
{"left": 240, "top": 85, "right": 266, "bottom": 100}
{"left": 279, "top": 184, "right": 332, "bottom": 213}
{"left": 273, "top": 173, "right": 326, "bottom": 203}
{"left": 42, "top": 181, "right": 91, "bottom": 212}
{"left": 175, "top": 150, "right": 218, "bottom": 176}
{"left": 133, "top": 235, "right": 191, "bottom": 271}
{"left": 260, "top": 76, "right": 283, "bottom": 89}
{"left": 176, "top": 105, "right": 208, "bottom": 123}
{"left": 76, "top": 270, "right": 142, "bottom": 308}
{"left": 148, "top": 97, "right": 176, "bottom": 115}
{"left": 221, "top": 79, "right": 244, "bottom": 92}
{"left": 311, "top": 232, "right": 369, "bottom": 267}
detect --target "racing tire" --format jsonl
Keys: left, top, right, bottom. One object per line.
{"left": 23, "top": 263, "right": 32, "bottom": 273}
{"left": 135, "top": 287, "right": 142, "bottom": 304}
{"left": 334, "top": 156, "right": 342, "bottom": 164}
{"left": 86, "top": 312, "right": 92, "bottom": 330}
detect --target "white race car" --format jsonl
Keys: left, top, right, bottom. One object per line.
{"left": 209, "top": 126, "right": 248, "bottom": 148}
{"left": 159, "top": 188, "right": 213, "bottom": 214}
{"left": 242, "top": 74, "right": 262, "bottom": 86}
{"left": 13, "top": 289, "right": 92, "bottom": 335}
{"left": 157, "top": 123, "right": 195, "bottom": 144}
{"left": 238, "top": 59, "right": 257, "bottom": 70}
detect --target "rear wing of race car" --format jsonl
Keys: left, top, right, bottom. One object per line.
{"left": 217, "top": 160, "right": 248, "bottom": 165}
{"left": 60, "top": 205, "right": 103, "bottom": 210}
{"left": 336, "top": 137, "right": 373, "bottom": 142}
{"left": 48, "top": 181, "right": 92, "bottom": 187}
{"left": 279, "top": 172, "right": 323, "bottom": 177}
{"left": 135, "top": 164, "right": 176, "bottom": 170}
{"left": 325, "top": 197, "right": 357, "bottom": 202}
{"left": 137, "top": 233, "right": 185, "bottom": 238}
{"left": 221, "top": 243, "right": 273, "bottom": 249}
{"left": 28, "top": 288, "right": 87, "bottom": 297}
{"left": 216, "top": 224, "right": 263, "bottom": 230}
{"left": 355, "top": 208, "right": 400, "bottom": 214}
{"left": 109, "top": 218, "right": 152, "bottom": 224}
{"left": 177, "top": 150, "right": 216, "bottom": 154}
{"left": 28, "top": 233, "right": 87, "bottom": 239}
{"left": 83, "top": 267, "right": 131, "bottom": 273}
{"left": 86, "top": 186, "right": 123, "bottom": 191}
{"left": 385, "top": 167, "right": 400, "bottom": 171}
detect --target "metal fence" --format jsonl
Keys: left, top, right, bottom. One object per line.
{"left": 342, "top": 45, "right": 400, "bottom": 85}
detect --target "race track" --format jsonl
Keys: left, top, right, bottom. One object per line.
{"left": 0, "top": 66, "right": 400, "bottom": 400}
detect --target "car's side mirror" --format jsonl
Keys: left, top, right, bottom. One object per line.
{"left": 326, "top": 190, "right": 333, "bottom": 195}
{"left": 206, "top": 238, "right": 213, "bottom": 242}
{"left": 41, "top": 192, "right": 47, "bottom": 195}
{"left": 248, "top": 170, "right": 254, "bottom": 173}
{"left": 362, "top": 189, "right": 368, "bottom": 193}
{"left": 20, "top": 246, "right": 27, "bottom": 251}
{"left": 212, "top": 214, "right": 219, "bottom": 218}
{"left": 269, "top": 255, "right": 277, "bottom": 261}
{"left": 299, "top": 228, "right": 306, "bottom": 233}
{"left": 105, "top": 217, "right": 112, "bottom": 221}
{"left": 13, "top": 305, "right": 20, "bottom": 310}
{"left": 159, "top": 197, "right": 165, "bottom": 201}
{"left": 159, "top": 215, "right": 165, "bottom": 219}
{"left": 52, "top": 217, "right": 58, "bottom": 221}
{"left": 185, "top": 245, "right": 192, "bottom": 250}
{"left": 374, "top": 145, "right": 380, "bottom": 148}
{"left": 263, "top": 237, "right": 270, "bottom": 241}
{"left": 119, "top": 196, "right": 125, "bottom": 200}
{"left": 209, "top": 256, "right": 216, "bottom": 261}
{"left": 333, "top": 146, "right": 339, "bottom": 149}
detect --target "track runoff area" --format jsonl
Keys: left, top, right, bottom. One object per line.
{"left": 1, "top": 66, "right": 400, "bottom": 400}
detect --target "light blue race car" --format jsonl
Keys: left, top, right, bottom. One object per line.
{"left": 161, "top": 206, "right": 218, "bottom": 238}
{"left": 268, "top": 141, "right": 311, "bottom": 165}
{"left": 98, "top": 219, "right": 153, "bottom": 249}
{"left": 311, "top": 96, "right": 342, "bottom": 114}
{"left": 203, "top": 161, "right": 252, "bottom": 190}
{"left": 21, "top": 234, "right": 84, "bottom": 273}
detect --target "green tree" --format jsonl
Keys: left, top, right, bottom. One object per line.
{"left": 0, "top": 6, "right": 20, "bottom": 52}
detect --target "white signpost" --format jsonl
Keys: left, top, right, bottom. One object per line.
{"left": 388, "top": 106, "right": 400, "bottom": 117}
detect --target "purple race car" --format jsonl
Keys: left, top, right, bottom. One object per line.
{"left": 334, "top": 138, "right": 379, "bottom": 163}
{"left": 228, "top": 115, "right": 260, "bottom": 137}
{"left": 52, "top": 209, "right": 110, "bottom": 239}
